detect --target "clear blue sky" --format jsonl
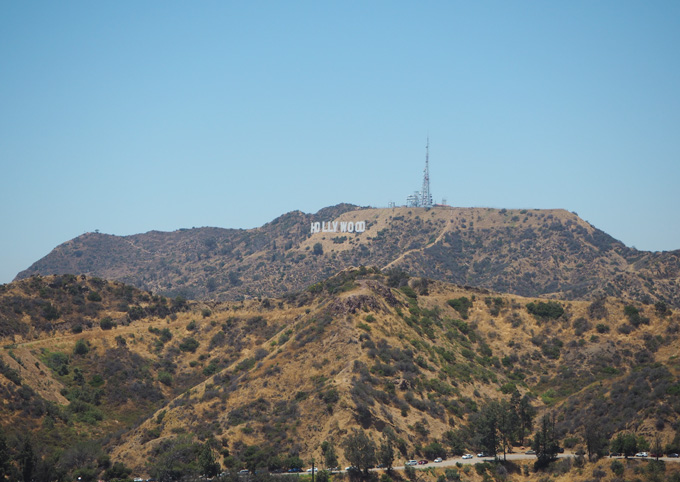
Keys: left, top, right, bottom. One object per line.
{"left": 1, "top": 1, "right": 679, "bottom": 284}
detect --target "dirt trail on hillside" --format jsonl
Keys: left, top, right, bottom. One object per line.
{"left": 382, "top": 221, "right": 453, "bottom": 271}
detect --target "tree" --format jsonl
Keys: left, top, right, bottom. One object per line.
{"left": 198, "top": 442, "right": 220, "bottom": 477}
{"left": 0, "top": 428, "right": 10, "bottom": 480}
{"left": 149, "top": 436, "right": 201, "bottom": 481}
{"left": 532, "top": 414, "right": 559, "bottom": 469}
{"left": 377, "top": 438, "right": 395, "bottom": 473}
{"left": 443, "top": 430, "right": 466, "bottom": 456}
{"left": 313, "top": 243, "right": 323, "bottom": 256}
{"left": 17, "top": 437, "right": 35, "bottom": 482}
{"left": 470, "top": 399, "right": 520, "bottom": 459}
{"left": 652, "top": 433, "right": 664, "bottom": 461}
{"left": 321, "top": 441, "right": 338, "bottom": 470}
{"left": 496, "top": 401, "right": 519, "bottom": 461}
{"left": 342, "top": 430, "right": 376, "bottom": 476}
{"left": 611, "top": 432, "right": 638, "bottom": 458}
{"left": 515, "top": 393, "right": 536, "bottom": 446}
{"left": 584, "top": 420, "right": 608, "bottom": 461}
{"left": 422, "top": 441, "right": 445, "bottom": 461}
{"left": 471, "top": 401, "right": 500, "bottom": 458}
{"left": 104, "top": 462, "right": 132, "bottom": 480}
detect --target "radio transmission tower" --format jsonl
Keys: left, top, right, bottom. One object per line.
{"left": 420, "top": 138, "right": 432, "bottom": 208}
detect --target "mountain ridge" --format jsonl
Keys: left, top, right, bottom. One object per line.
{"left": 15, "top": 205, "right": 680, "bottom": 309}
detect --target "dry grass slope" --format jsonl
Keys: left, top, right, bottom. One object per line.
{"left": 1, "top": 271, "right": 679, "bottom": 479}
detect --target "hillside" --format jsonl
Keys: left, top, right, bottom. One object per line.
{"left": 15, "top": 205, "right": 680, "bottom": 309}
{"left": 1, "top": 272, "right": 679, "bottom": 480}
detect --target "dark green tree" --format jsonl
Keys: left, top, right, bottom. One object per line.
{"left": 342, "top": 430, "right": 376, "bottom": 476}
{"left": 584, "top": 420, "right": 608, "bottom": 461}
{"left": 471, "top": 401, "right": 500, "bottom": 457}
{"left": 611, "top": 432, "right": 638, "bottom": 458}
{"left": 422, "top": 441, "right": 446, "bottom": 461}
{"left": 104, "top": 461, "right": 132, "bottom": 481}
{"left": 0, "top": 427, "right": 10, "bottom": 480}
{"left": 73, "top": 339, "right": 89, "bottom": 356}
{"left": 496, "top": 401, "right": 519, "bottom": 460}
{"left": 532, "top": 414, "right": 559, "bottom": 469}
{"left": 443, "top": 429, "right": 466, "bottom": 456}
{"left": 198, "top": 442, "right": 220, "bottom": 477}
{"left": 149, "top": 436, "right": 200, "bottom": 481}
{"left": 17, "top": 438, "right": 35, "bottom": 482}
{"left": 313, "top": 243, "right": 323, "bottom": 256}
{"left": 515, "top": 393, "right": 536, "bottom": 446}
{"left": 321, "top": 441, "right": 338, "bottom": 470}
{"left": 377, "top": 437, "right": 395, "bottom": 472}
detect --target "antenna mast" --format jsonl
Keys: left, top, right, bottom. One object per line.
{"left": 421, "top": 137, "right": 432, "bottom": 208}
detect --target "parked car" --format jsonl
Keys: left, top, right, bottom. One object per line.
{"left": 462, "top": 454, "right": 473, "bottom": 459}
{"left": 668, "top": 453, "right": 679, "bottom": 458}
{"left": 418, "top": 460, "right": 428, "bottom": 465}
{"left": 477, "top": 452, "right": 488, "bottom": 457}
{"left": 306, "top": 468, "right": 318, "bottom": 473}
{"left": 635, "top": 452, "right": 649, "bottom": 457}
{"left": 405, "top": 460, "right": 418, "bottom": 466}
{"left": 434, "top": 457, "right": 443, "bottom": 463}
{"left": 238, "top": 469, "right": 250, "bottom": 475}
{"left": 525, "top": 450, "right": 536, "bottom": 455}
{"left": 288, "top": 468, "right": 302, "bottom": 473}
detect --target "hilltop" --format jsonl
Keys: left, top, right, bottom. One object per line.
{"left": 1, "top": 271, "right": 679, "bottom": 480}
{"left": 15, "top": 205, "right": 680, "bottom": 309}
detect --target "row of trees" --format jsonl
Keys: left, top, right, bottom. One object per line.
{"left": 341, "top": 431, "right": 395, "bottom": 477}
{"left": 467, "top": 392, "right": 537, "bottom": 460}
{"left": 0, "top": 428, "right": 134, "bottom": 482}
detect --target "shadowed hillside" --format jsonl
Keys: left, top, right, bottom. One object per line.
{"left": 16, "top": 206, "right": 680, "bottom": 309}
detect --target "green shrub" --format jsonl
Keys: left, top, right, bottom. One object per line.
{"left": 158, "top": 371, "right": 173, "bottom": 386}
{"left": 624, "top": 305, "right": 649, "bottom": 327}
{"left": 400, "top": 285, "right": 418, "bottom": 299}
{"left": 447, "top": 297, "right": 473, "bottom": 319}
{"left": 179, "top": 337, "right": 199, "bottom": 352}
{"left": 595, "top": 323, "right": 610, "bottom": 333}
{"left": 73, "top": 339, "right": 89, "bottom": 356}
{"left": 87, "top": 291, "right": 102, "bottom": 302}
{"left": 526, "top": 301, "right": 564, "bottom": 320}
{"left": 100, "top": 317, "right": 115, "bottom": 330}
{"left": 203, "top": 362, "right": 219, "bottom": 376}
{"left": 159, "top": 328, "right": 173, "bottom": 343}
{"left": 89, "top": 374, "right": 104, "bottom": 388}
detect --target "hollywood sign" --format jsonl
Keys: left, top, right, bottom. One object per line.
{"left": 310, "top": 220, "right": 366, "bottom": 234}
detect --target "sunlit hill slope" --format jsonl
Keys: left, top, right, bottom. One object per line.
{"left": 1, "top": 271, "right": 679, "bottom": 478}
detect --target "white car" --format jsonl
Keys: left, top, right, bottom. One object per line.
{"left": 434, "top": 457, "right": 443, "bottom": 463}
{"left": 635, "top": 452, "right": 648, "bottom": 457}
{"left": 306, "top": 468, "right": 318, "bottom": 473}
{"left": 462, "top": 454, "right": 473, "bottom": 459}
{"left": 405, "top": 460, "right": 418, "bottom": 466}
